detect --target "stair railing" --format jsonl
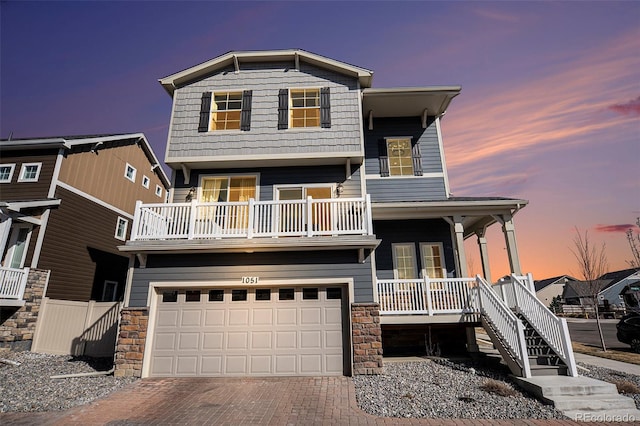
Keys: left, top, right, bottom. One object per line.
{"left": 476, "top": 276, "right": 531, "bottom": 378}
{"left": 509, "top": 274, "right": 578, "bottom": 377}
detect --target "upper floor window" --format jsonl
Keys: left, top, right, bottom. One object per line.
{"left": 142, "top": 175, "right": 150, "bottom": 189}
{"left": 378, "top": 137, "right": 423, "bottom": 177}
{"left": 125, "top": 163, "right": 136, "bottom": 182}
{"left": 198, "top": 90, "right": 253, "bottom": 132}
{"left": 420, "top": 243, "right": 446, "bottom": 279}
{"left": 278, "top": 87, "right": 331, "bottom": 129}
{"left": 115, "top": 217, "right": 128, "bottom": 241}
{"left": 0, "top": 164, "right": 16, "bottom": 183}
{"left": 18, "top": 163, "right": 42, "bottom": 182}
{"left": 155, "top": 185, "right": 163, "bottom": 198}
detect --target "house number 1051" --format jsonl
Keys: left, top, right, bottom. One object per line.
{"left": 241, "top": 277, "right": 259, "bottom": 284}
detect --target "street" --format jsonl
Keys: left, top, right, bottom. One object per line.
{"left": 566, "top": 318, "right": 629, "bottom": 350}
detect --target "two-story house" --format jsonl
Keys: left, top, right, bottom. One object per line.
{"left": 116, "top": 50, "right": 578, "bottom": 380}
{"left": 0, "top": 133, "right": 169, "bottom": 353}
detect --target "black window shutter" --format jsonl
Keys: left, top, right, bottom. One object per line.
{"left": 412, "top": 140, "right": 423, "bottom": 176}
{"left": 320, "top": 87, "right": 331, "bottom": 128}
{"left": 278, "top": 89, "right": 288, "bottom": 129}
{"left": 198, "top": 92, "right": 212, "bottom": 132}
{"left": 240, "top": 90, "right": 253, "bottom": 131}
{"left": 378, "top": 139, "right": 389, "bottom": 177}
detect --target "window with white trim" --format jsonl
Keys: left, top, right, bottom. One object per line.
{"left": 200, "top": 176, "right": 257, "bottom": 202}
{"left": 124, "top": 164, "right": 136, "bottom": 182}
{"left": 198, "top": 90, "right": 252, "bottom": 132}
{"left": 387, "top": 138, "right": 413, "bottom": 176}
{"left": 142, "top": 175, "right": 150, "bottom": 189}
{"left": 0, "top": 164, "right": 16, "bottom": 183}
{"left": 392, "top": 243, "right": 418, "bottom": 280}
{"left": 290, "top": 88, "right": 320, "bottom": 128}
{"left": 155, "top": 185, "right": 163, "bottom": 197}
{"left": 18, "top": 163, "right": 42, "bottom": 182}
{"left": 420, "top": 243, "right": 446, "bottom": 278}
{"left": 102, "top": 280, "right": 119, "bottom": 302}
{"left": 115, "top": 217, "right": 128, "bottom": 241}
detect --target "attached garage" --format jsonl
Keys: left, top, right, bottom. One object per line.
{"left": 146, "top": 285, "right": 350, "bottom": 377}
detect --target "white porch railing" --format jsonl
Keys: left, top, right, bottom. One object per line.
{"left": 376, "top": 275, "right": 478, "bottom": 315}
{"left": 130, "top": 196, "right": 373, "bottom": 241}
{"left": 0, "top": 266, "right": 29, "bottom": 300}
{"left": 501, "top": 274, "right": 578, "bottom": 377}
{"left": 476, "top": 275, "right": 531, "bottom": 378}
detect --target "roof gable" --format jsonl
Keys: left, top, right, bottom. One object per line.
{"left": 159, "top": 49, "right": 374, "bottom": 95}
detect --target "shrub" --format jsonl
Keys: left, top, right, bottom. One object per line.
{"left": 613, "top": 380, "right": 640, "bottom": 394}
{"left": 480, "top": 379, "right": 517, "bottom": 397}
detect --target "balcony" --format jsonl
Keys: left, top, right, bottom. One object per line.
{"left": 0, "top": 266, "right": 29, "bottom": 307}
{"left": 376, "top": 276, "right": 480, "bottom": 323}
{"left": 124, "top": 196, "right": 378, "bottom": 255}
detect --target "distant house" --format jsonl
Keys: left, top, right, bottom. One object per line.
{"left": 534, "top": 275, "right": 577, "bottom": 308}
{"left": 562, "top": 279, "right": 611, "bottom": 306}
{"left": 597, "top": 268, "right": 640, "bottom": 310}
{"left": 0, "top": 134, "right": 169, "bottom": 352}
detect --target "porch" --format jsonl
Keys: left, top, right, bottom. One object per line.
{"left": 0, "top": 266, "right": 29, "bottom": 307}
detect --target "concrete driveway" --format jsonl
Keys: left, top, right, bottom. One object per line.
{"left": 0, "top": 375, "right": 593, "bottom": 426}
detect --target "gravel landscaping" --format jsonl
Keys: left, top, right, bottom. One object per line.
{"left": 2, "top": 350, "right": 640, "bottom": 419}
{"left": 0, "top": 350, "right": 137, "bottom": 412}
{"left": 579, "top": 362, "right": 640, "bottom": 409}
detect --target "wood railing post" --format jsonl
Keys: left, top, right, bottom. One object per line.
{"left": 306, "top": 197, "right": 313, "bottom": 237}
{"left": 365, "top": 194, "right": 373, "bottom": 235}
{"left": 130, "top": 200, "right": 142, "bottom": 241}
{"left": 188, "top": 199, "right": 198, "bottom": 240}
{"left": 424, "top": 272, "right": 433, "bottom": 316}
{"left": 247, "top": 198, "right": 255, "bottom": 239}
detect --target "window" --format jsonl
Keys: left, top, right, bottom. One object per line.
{"left": 256, "top": 289, "right": 271, "bottom": 301}
{"left": 200, "top": 176, "right": 256, "bottom": 202}
{"left": 155, "top": 185, "right": 163, "bottom": 197}
{"left": 279, "top": 288, "right": 295, "bottom": 300}
{"left": 162, "top": 291, "right": 178, "bottom": 303}
{"left": 326, "top": 288, "right": 342, "bottom": 300}
{"left": 0, "top": 164, "right": 15, "bottom": 183}
{"left": 142, "top": 175, "right": 150, "bottom": 189}
{"left": 232, "top": 289, "right": 247, "bottom": 301}
{"left": 392, "top": 243, "right": 418, "bottom": 279}
{"left": 125, "top": 163, "right": 136, "bottom": 182}
{"left": 387, "top": 138, "right": 413, "bottom": 176}
{"left": 209, "top": 289, "right": 224, "bottom": 302}
{"left": 18, "top": 163, "right": 42, "bottom": 182}
{"left": 278, "top": 87, "right": 330, "bottom": 129}
{"left": 102, "top": 281, "right": 119, "bottom": 302}
{"left": 186, "top": 290, "right": 201, "bottom": 302}
{"left": 198, "top": 90, "right": 252, "bottom": 132}
{"left": 2, "top": 225, "right": 31, "bottom": 269}
{"left": 303, "top": 288, "right": 318, "bottom": 300}
{"left": 115, "top": 217, "right": 128, "bottom": 241}
{"left": 290, "top": 88, "right": 320, "bottom": 128}
{"left": 420, "top": 243, "right": 446, "bottom": 279}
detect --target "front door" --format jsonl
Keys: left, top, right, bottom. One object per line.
{"left": 2, "top": 224, "right": 31, "bottom": 269}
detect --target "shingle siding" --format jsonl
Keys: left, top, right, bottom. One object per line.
{"left": 128, "top": 251, "right": 374, "bottom": 307}
{"left": 168, "top": 62, "right": 362, "bottom": 160}
{"left": 364, "top": 117, "right": 447, "bottom": 201}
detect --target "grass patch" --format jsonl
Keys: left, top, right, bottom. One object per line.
{"left": 479, "top": 379, "right": 517, "bottom": 397}
{"left": 572, "top": 342, "right": 640, "bottom": 365}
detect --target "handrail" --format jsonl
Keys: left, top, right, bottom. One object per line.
{"left": 0, "top": 266, "right": 29, "bottom": 300}
{"left": 376, "top": 275, "right": 477, "bottom": 315}
{"left": 476, "top": 275, "right": 531, "bottom": 378}
{"left": 510, "top": 274, "right": 578, "bottom": 377}
{"left": 130, "top": 197, "right": 372, "bottom": 241}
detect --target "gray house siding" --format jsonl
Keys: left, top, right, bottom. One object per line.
{"left": 373, "top": 219, "right": 455, "bottom": 280}
{"left": 168, "top": 62, "right": 362, "bottom": 160}
{"left": 364, "top": 117, "right": 447, "bottom": 202}
{"left": 128, "top": 251, "right": 374, "bottom": 307}
{"left": 171, "top": 165, "right": 362, "bottom": 202}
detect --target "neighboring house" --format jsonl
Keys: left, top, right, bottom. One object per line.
{"left": 562, "top": 279, "right": 611, "bottom": 306}
{"left": 0, "top": 134, "right": 169, "bottom": 352}
{"left": 597, "top": 268, "right": 640, "bottom": 310}
{"left": 116, "top": 50, "right": 576, "bottom": 379}
{"left": 534, "top": 275, "right": 577, "bottom": 308}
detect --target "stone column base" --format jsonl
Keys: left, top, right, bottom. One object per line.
{"left": 351, "top": 303, "right": 383, "bottom": 375}
{"left": 114, "top": 307, "right": 149, "bottom": 378}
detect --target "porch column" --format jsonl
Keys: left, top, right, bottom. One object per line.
{"left": 0, "top": 213, "right": 12, "bottom": 260}
{"left": 449, "top": 216, "right": 468, "bottom": 278}
{"left": 496, "top": 214, "right": 522, "bottom": 275}
{"left": 476, "top": 232, "right": 492, "bottom": 283}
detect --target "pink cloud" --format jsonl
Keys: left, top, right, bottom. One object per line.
{"left": 594, "top": 224, "right": 639, "bottom": 234}
{"left": 608, "top": 96, "right": 640, "bottom": 116}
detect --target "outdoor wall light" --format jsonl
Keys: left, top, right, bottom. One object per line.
{"left": 336, "top": 183, "right": 344, "bottom": 196}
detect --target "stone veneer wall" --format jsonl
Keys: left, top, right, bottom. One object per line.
{"left": 351, "top": 302, "right": 383, "bottom": 375}
{"left": 0, "top": 269, "right": 50, "bottom": 351}
{"left": 114, "top": 307, "right": 149, "bottom": 378}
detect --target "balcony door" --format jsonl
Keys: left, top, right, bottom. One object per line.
{"left": 276, "top": 185, "right": 333, "bottom": 234}
{"left": 2, "top": 224, "right": 32, "bottom": 269}
{"left": 200, "top": 176, "right": 257, "bottom": 231}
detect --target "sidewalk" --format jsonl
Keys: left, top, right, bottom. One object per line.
{"left": 574, "top": 352, "right": 640, "bottom": 376}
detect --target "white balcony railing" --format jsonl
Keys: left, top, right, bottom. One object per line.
{"left": 0, "top": 266, "right": 29, "bottom": 300}
{"left": 130, "top": 196, "right": 373, "bottom": 241}
{"left": 376, "top": 274, "right": 478, "bottom": 315}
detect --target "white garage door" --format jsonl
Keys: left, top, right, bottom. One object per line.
{"left": 149, "top": 286, "right": 347, "bottom": 377}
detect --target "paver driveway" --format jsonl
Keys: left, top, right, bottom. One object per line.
{"left": 0, "top": 376, "right": 610, "bottom": 425}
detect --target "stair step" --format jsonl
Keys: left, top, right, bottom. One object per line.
{"left": 529, "top": 365, "right": 567, "bottom": 376}
{"left": 514, "top": 376, "right": 618, "bottom": 397}
{"left": 552, "top": 394, "right": 637, "bottom": 411}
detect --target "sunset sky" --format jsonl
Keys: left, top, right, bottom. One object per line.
{"left": 1, "top": 1, "right": 638, "bottom": 280}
